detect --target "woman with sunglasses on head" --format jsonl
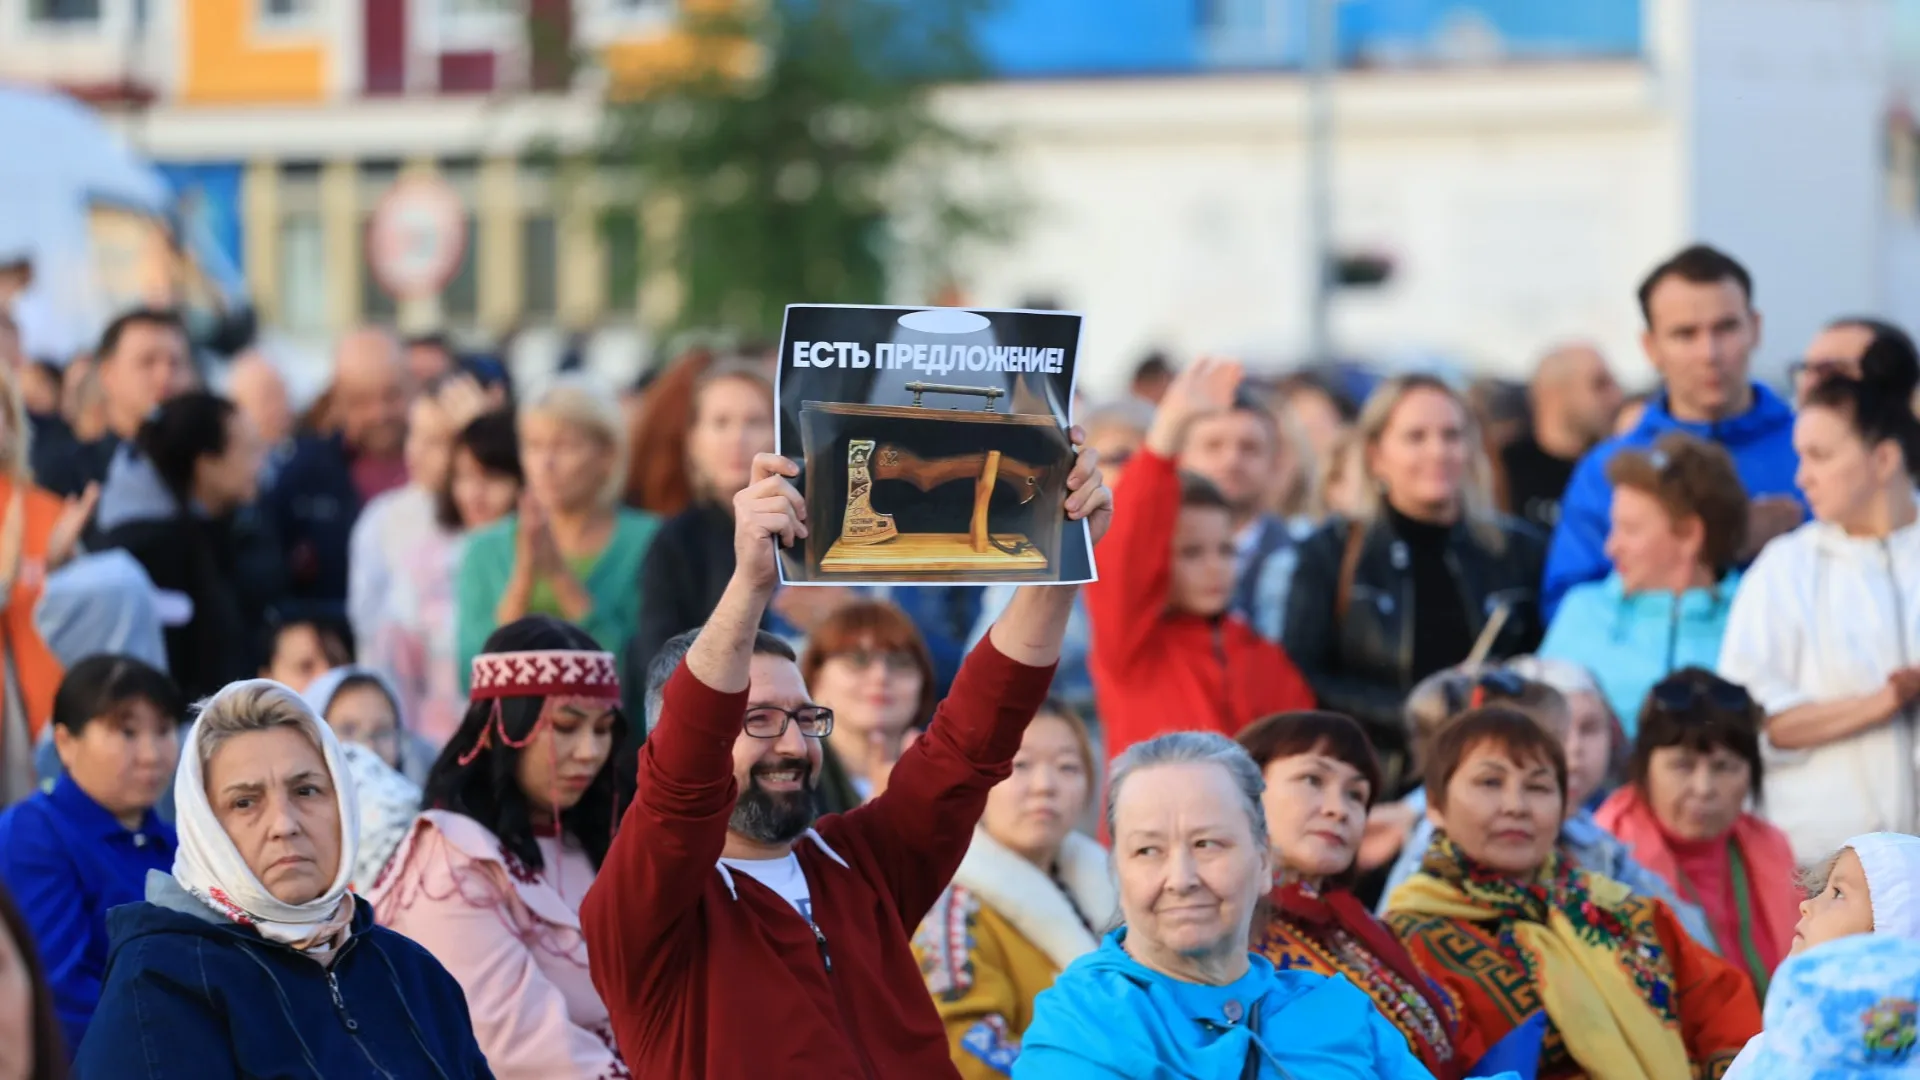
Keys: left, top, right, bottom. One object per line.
{"left": 1595, "top": 669, "right": 1798, "bottom": 997}
{"left": 1374, "top": 665, "right": 1717, "bottom": 953}
{"left": 364, "top": 616, "right": 629, "bottom": 1079}
{"left": 798, "top": 601, "right": 938, "bottom": 813}
{"left": 1718, "top": 340, "right": 1920, "bottom": 862}
{"left": 1539, "top": 433, "right": 1749, "bottom": 736}
{"left": 1239, "top": 711, "right": 1481, "bottom": 1079}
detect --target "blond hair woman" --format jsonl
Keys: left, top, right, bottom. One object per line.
{"left": 455, "top": 375, "right": 661, "bottom": 686}
{"left": 1281, "top": 373, "right": 1547, "bottom": 792}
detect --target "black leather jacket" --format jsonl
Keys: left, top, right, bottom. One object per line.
{"left": 1282, "top": 512, "right": 1547, "bottom": 770}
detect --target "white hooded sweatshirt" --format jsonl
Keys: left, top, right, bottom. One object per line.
{"left": 1719, "top": 518, "right": 1920, "bottom": 862}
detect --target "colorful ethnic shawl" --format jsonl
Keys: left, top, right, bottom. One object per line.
{"left": 1256, "top": 882, "right": 1471, "bottom": 1080}
{"left": 1387, "top": 834, "right": 1697, "bottom": 1080}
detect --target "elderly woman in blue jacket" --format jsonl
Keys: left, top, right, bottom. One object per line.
{"left": 1539, "top": 432, "right": 1748, "bottom": 734}
{"left": 72, "top": 678, "right": 491, "bottom": 1079}
{"left": 1016, "top": 731, "right": 1518, "bottom": 1079}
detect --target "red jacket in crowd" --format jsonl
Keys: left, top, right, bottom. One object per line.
{"left": 581, "top": 637, "right": 1056, "bottom": 1079}
{"left": 1087, "top": 447, "right": 1315, "bottom": 763}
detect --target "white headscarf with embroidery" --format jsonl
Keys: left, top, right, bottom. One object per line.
{"left": 171, "top": 679, "right": 362, "bottom": 961}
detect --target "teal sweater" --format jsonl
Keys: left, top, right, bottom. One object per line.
{"left": 455, "top": 508, "right": 661, "bottom": 691}
{"left": 1538, "top": 570, "right": 1740, "bottom": 737}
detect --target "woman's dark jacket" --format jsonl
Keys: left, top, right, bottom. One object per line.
{"left": 1283, "top": 511, "right": 1547, "bottom": 777}
{"left": 93, "top": 448, "right": 276, "bottom": 701}
{"left": 73, "top": 871, "right": 492, "bottom": 1080}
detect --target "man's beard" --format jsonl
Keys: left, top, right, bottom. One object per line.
{"left": 730, "top": 756, "right": 818, "bottom": 845}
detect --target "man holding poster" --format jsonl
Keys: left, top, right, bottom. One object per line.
{"left": 773, "top": 304, "right": 1096, "bottom": 586}
{"left": 581, "top": 436, "right": 1111, "bottom": 1078}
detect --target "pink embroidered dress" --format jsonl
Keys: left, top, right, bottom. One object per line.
{"left": 365, "top": 809, "right": 627, "bottom": 1080}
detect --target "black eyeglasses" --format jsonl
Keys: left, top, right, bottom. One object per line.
{"left": 1649, "top": 675, "right": 1752, "bottom": 714}
{"left": 1788, "top": 357, "right": 1855, "bottom": 386}
{"left": 743, "top": 705, "right": 835, "bottom": 739}
{"left": 1444, "top": 669, "right": 1527, "bottom": 715}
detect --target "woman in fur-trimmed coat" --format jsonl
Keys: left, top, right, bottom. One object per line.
{"left": 911, "top": 705, "right": 1118, "bottom": 1080}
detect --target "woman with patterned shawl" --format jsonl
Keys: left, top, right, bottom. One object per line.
{"left": 1238, "top": 711, "right": 1482, "bottom": 1080}
{"left": 1386, "top": 705, "right": 1761, "bottom": 1080}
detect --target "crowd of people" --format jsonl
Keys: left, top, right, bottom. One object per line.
{"left": 4, "top": 240, "right": 1920, "bottom": 1078}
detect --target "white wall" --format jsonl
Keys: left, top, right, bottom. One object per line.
{"left": 1680, "top": 0, "right": 1899, "bottom": 381}
{"left": 936, "top": 66, "right": 1685, "bottom": 398}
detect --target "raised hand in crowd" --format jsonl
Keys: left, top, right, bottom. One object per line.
{"left": 730, "top": 452, "right": 806, "bottom": 594}
{"left": 1143, "top": 354, "right": 1244, "bottom": 458}
{"left": 1062, "top": 425, "right": 1115, "bottom": 545}
{"left": 499, "top": 491, "right": 592, "bottom": 625}
{"left": 516, "top": 493, "right": 565, "bottom": 577}
{"left": 46, "top": 480, "right": 98, "bottom": 570}
{"left": 434, "top": 371, "right": 492, "bottom": 433}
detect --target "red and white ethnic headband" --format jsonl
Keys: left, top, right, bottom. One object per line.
{"left": 468, "top": 649, "right": 620, "bottom": 702}
{"left": 459, "top": 649, "right": 620, "bottom": 768}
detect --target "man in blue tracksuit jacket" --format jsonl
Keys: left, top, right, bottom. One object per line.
{"left": 1544, "top": 245, "right": 1806, "bottom": 618}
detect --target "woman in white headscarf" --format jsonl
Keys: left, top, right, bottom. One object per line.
{"left": 71, "top": 679, "right": 492, "bottom": 1079}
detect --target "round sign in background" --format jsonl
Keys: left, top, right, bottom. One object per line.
{"left": 366, "top": 174, "right": 468, "bottom": 301}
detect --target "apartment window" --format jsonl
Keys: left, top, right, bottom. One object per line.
{"left": 600, "top": 209, "right": 638, "bottom": 315}
{"left": 441, "top": 217, "right": 479, "bottom": 321}
{"left": 259, "top": 0, "right": 319, "bottom": 28}
{"left": 607, "top": 0, "right": 672, "bottom": 15}
{"left": 277, "top": 214, "right": 327, "bottom": 335}
{"left": 521, "top": 215, "right": 557, "bottom": 319}
{"left": 440, "top": 0, "right": 516, "bottom": 43}
{"left": 359, "top": 218, "right": 399, "bottom": 323}
{"left": 29, "top": 0, "right": 102, "bottom": 23}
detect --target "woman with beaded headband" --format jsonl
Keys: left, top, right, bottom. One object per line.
{"left": 365, "top": 616, "right": 631, "bottom": 1079}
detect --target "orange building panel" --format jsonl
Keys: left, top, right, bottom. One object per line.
{"left": 181, "top": 0, "right": 327, "bottom": 104}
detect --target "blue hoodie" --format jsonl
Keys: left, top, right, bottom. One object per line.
{"left": 1539, "top": 571, "right": 1742, "bottom": 735}
{"left": 73, "top": 871, "right": 491, "bottom": 1079}
{"left": 1013, "top": 928, "right": 1448, "bottom": 1079}
{"left": 1543, "top": 385, "right": 1802, "bottom": 618}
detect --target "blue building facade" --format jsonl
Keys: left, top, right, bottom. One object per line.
{"left": 975, "top": 0, "right": 1642, "bottom": 77}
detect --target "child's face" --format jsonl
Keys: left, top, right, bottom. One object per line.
{"left": 1168, "top": 505, "right": 1236, "bottom": 617}
{"left": 265, "top": 625, "right": 335, "bottom": 694}
{"left": 326, "top": 684, "right": 401, "bottom": 769}
{"left": 1561, "top": 693, "right": 1613, "bottom": 811}
{"left": 1794, "top": 847, "right": 1876, "bottom": 955}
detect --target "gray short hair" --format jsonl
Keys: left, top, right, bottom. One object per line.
{"left": 195, "top": 680, "right": 325, "bottom": 768}
{"left": 1105, "top": 731, "right": 1269, "bottom": 854}
{"left": 643, "top": 628, "right": 800, "bottom": 735}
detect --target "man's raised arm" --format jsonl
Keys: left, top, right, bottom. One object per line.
{"left": 849, "top": 434, "right": 1114, "bottom": 922}
{"left": 582, "top": 455, "right": 802, "bottom": 988}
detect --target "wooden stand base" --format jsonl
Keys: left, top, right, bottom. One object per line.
{"left": 820, "top": 533, "right": 1048, "bottom": 574}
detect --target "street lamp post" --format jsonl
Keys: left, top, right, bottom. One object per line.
{"left": 1304, "top": 0, "right": 1335, "bottom": 366}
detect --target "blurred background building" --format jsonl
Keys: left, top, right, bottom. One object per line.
{"left": 0, "top": 0, "right": 1914, "bottom": 396}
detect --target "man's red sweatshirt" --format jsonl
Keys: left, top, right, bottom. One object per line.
{"left": 581, "top": 635, "right": 1055, "bottom": 1079}
{"left": 1086, "top": 447, "right": 1316, "bottom": 764}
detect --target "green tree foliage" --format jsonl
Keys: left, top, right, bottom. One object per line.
{"left": 601, "top": 0, "right": 1014, "bottom": 339}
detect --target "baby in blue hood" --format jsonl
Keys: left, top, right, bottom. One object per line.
{"left": 1733, "top": 933, "right": 1920, "bottom": 1079}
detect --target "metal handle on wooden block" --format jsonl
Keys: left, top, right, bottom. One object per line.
{"left": 905, "top": 382, "right": 1005, "bottom": 411}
